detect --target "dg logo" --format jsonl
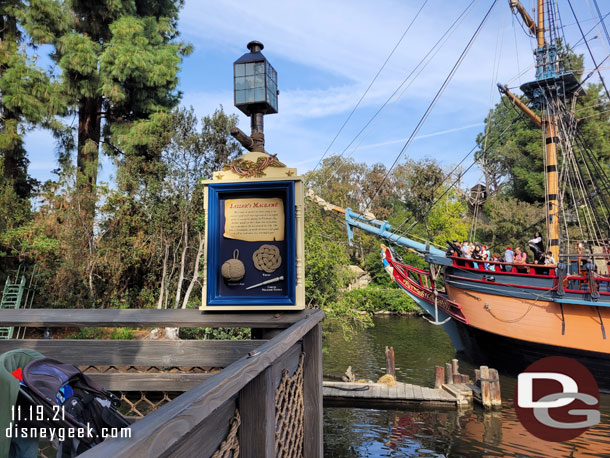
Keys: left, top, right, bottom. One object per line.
{"left": 514, "top": 356, "right": 600, "bottom": 441}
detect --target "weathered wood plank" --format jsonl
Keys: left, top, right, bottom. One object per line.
{"left": 0, "top": 340, "right": 264, "bottom": 367}
{"left": 303, "top": 323, "right": 323, "bottom": 458}
{"left": 413, "top": 384, "right": 424, "bottom": 400}
{"left": 388, "top": 384, "right": 399, "bottom": 399}
{"left": 422, "top": 387, "right": 434, "bottom": 401}
{"left": 239, "top": 366, "right": 275, "bottom": 458}
{"left": 88, "top": 373, "right": 212, "bottom": 391}
{"left": 80, "top": 310, "right": 324, "bottom": 458}
{"left": 270, "top": 343, "right": 302, "bottom": 388}
{"left": 0, "top": 309, "right": 313, "bottom": 328}
{"left": 370, "top": 384, "right": 384, "bottom": 399}
{"left": 404, "top": 383, "right": 414, "bottom": 399}
{"left": 161, "top": 398, "right": 236, "bottom": 458}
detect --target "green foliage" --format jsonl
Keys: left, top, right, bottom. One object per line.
{"left": 23, "top": 0, "right": 191, "bottom": 197}
{"left": 0, "top": 0, "right": 66, "bottom": 199}
{"left": 340, "top": 286, "right": 419, "bottom": 315}
{"left": 477, "top": 195, "right": 544, "bottom": 253}
{"left": 179, "top": 328, "right": 251, "bottom": 340}
{"left": 68, "top": 327, "right": 134, "bottom": 339}
{"left": 426, "top": 190, "right": 469, "bottom": 247}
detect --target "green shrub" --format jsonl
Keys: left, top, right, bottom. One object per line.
{"left": 340, "top": 286, "right": 420, "bottom": 314}
{"left": 179, "top": 327, "right": 250, "bottom": 340}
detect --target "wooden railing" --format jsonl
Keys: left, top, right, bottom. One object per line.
{"left": 0, "top": 308, "right": 324, "bottom": 457}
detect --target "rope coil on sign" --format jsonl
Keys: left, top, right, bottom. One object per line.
{"left": 253, "top": 245, "right": 282, "bottom": 273}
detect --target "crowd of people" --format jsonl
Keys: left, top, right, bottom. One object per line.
{"left": 446, "top": 232, "right": 556, "bottom": 273}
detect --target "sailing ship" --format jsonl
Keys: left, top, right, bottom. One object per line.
{"left": 314, "top": 0, "right": 610, "bottom": 390}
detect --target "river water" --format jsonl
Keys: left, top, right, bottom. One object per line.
{"left": 322, "top": 315, "right": 610, "bottom": 457}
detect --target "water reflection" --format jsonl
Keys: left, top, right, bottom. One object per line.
{"left": 323, "top": 316, "right": 610, "bottom": 457}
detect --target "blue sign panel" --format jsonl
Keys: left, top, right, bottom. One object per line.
{"left": 206, "top": 181, "right": 296, "bottom": 306}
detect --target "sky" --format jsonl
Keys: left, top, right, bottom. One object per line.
{"left": 24, "top": 0, "right": 610, "bottom": 189}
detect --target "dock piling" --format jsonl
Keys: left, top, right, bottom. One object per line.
{"left": 385, "top": 346, "right": 395, "bottom": 377}
{"left": 434, "top": 365, "right": 445, "bottom": 389}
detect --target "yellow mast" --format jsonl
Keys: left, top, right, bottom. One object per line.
{"left": 508, "top": 0, "right": 560, "bottom": 260}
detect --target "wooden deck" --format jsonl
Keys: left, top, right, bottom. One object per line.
{"left": 0, "top": 309, "right": 325, "bottom": 457}
{"left": 323, "top": 381, "right": 471, "bottom": 409}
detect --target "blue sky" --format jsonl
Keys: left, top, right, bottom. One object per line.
{"left": 24, "top": 0, "right": 610, "bottom": 188}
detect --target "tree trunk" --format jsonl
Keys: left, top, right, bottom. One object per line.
{"left": 77, "top": 96, "right": 102, "bottom": 206}
{"left": 174, "top": 220, "right": 188, "bottom": 309}
{"left": 181, "top": 233, "right": 204, "bottom": 309}
{"left": 157, "top": 241, "right": 170, "bottom": 309}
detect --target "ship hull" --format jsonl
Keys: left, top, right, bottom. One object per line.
{"left": 444, "top": 264, "right": 610, "bottom": 391}
{"left": 454, "top": 320, "right": 610, "bottom": 392}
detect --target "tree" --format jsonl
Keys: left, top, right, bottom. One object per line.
{"left": 474, "top": 45, "right": 609, "bottom": 203}
{"left": 0, "top": 0, "right": 66, "bottom": 198}
{"left": 98, "top": 106, "right": 242, "bottom": 309}
{"left": 23, "top": 0, "right": 191, "bottom": 209}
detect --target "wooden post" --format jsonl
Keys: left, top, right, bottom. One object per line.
{"left": 474, "top": 369, "right": 481, "bottom": 383}
{"left": 434, "top": 365, "right": 445, "bottom": 389}
{"left": 239, "top": 366, "right": 275, "bottom": 457}
{"left": 303, "top": 324, "right": 323, "bottom": 457}
{"left": 385, "top": 346, "right": 395, "bottom": 377}
{"left": 489, "top": 368, "right": 502, "bottom": 408}
{"left": 445, "top": 362, "right": 453, "bottom": 385}
{"left": 452, "top": 358, "right": 461, "bottom": 384}
{"left": 460, "top": 374, "right": 470, "bottom": 384}
{"left": 480, "top": 366, "right": 492, "bottom": 409}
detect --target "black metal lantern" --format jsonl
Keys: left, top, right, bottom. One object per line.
{"left": 234, "top": 41, "right": 278, "bottom": 116}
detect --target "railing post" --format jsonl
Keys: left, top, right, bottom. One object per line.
{"left": 302, "top": 323, "right": 323, "bottom": 458}
{"left": 239, "top": 366, "right": 275, "bottom": 457}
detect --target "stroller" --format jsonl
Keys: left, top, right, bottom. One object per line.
{"left": 1, "top": 350, "right": 129, "bottom": 457}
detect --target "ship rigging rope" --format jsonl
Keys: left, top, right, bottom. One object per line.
{"left": 566, "top": 0, "right": 610, "bottom": 101}
{"left": 394, "top": 112, "right": 524, "bottom": 235}
{"left": 312, "top": 0, "right": 431, "bottom": 172}
{"left": 318, "top": 0, "right": 478, "bottom": 187}
{"left": 592, "top": 0, "right": 610, "bottom": 50}
{"left": 360, "top": 0, "right": 499, "bottom": 217}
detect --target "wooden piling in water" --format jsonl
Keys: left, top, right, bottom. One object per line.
{"left": 452, "top": 359, "right": 461, "bottom": 384}
{"left": 385, "top": 346, "right": 395, "bottom": 377}
{"left": 489, "top": 368, "right": 502, "bottom": 408}
{"left": 445, "top": 362, "right": 453, "bottom": 384}
{"left": 480, "top": 366, "right": 492, "bottom": 409}
{"left": 434, "top": 365, "right": 445, "bottom": 389}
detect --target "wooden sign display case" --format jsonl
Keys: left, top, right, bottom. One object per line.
{"left": 201, "top": 151, "right": 305, "bottom": 311}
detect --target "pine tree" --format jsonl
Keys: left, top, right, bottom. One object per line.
{"left": 23, "top": 0, "right": 191, "bottom": 205}
{"left": 0, "top": 0, "right": 65, "bottom": 198}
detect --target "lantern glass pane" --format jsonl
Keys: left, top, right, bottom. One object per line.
{"left": 267, "top": 75, "right": 276, "bottom": 91}
{"left": 235, "top": 76, "right": 246, "bottom": 90}
{"left": 245, "top": 89, "right": 256, "bottom": 103}
{"left": 254, "top": 74, "right": 264, "bottom": 88}
{"left": 235, "top": 63, "right": 245, "bottom": 77}
{"left": 235, "top": 90, "right": 246, "bottom": 104}
{"left": 245, "top": 63, "right": 255, "bottom": 76}
{"left": 245, "top": 76, "right": 255, "bottom": 89}
{"left": 254, "top": 61, "right": 265, "bottom": 74}
{"left": 254, "top": 87, "right": 265, "bottom": 101}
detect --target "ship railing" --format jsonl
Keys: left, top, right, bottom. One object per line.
{"left": 448, "top": 256, "right": 557, "bottom": 277}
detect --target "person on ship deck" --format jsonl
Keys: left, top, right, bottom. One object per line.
{"left": 504, "top": 246, "right": 514, "bottom": 272}
{"left": 514, "top": 247, "right": 527, "bottom": 272}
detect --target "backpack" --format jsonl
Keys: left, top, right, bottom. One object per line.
{"left": 17, "top": 357, "right": 129, "bottom": 456}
